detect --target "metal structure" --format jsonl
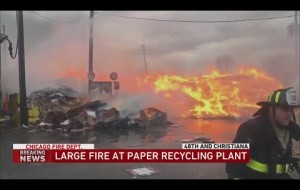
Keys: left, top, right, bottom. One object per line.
{"left": 88, "top": 11, "right": 95, "bottom": 94}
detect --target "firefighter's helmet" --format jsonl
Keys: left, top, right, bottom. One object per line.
{"left": 253, "top": 87, "right": 300, "bottom": 117}
{"left": 257, "top": 87, "right": 300, "bottom": 108}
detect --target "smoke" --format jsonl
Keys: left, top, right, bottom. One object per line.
{"left": 215, "top": 54, "right": 235, "bottom": 73}
{"left": 102, "top": 93, "right": 165, "bottom": 119}
{"left": 1, "top": 11, "right": 296, "bottom": 98}
{"left": 1, "top": 11, "right": 91, "bottom": 95}
{"left": 291, "top": 75, "right": 300, "bottom": 100}
{"left": 260, "top": 53, "right": 299, "bottom": 88}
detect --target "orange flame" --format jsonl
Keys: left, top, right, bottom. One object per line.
{"left": 138, "top": 68, "right": 282, "bottom": 118}
{"left": 55, "top": 66, "right": 282, "bottom": 119}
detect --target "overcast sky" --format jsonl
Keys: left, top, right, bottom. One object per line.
{"left": 0, "top": 11, "right": 299, "bottom": 95}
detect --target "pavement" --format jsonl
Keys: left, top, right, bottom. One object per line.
{"left": 0, "top": 118, "right": 246, "bottom": 179}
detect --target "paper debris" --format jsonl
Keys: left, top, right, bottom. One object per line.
{"left": 127, "top": 167, "right": 159, "bottom": 176}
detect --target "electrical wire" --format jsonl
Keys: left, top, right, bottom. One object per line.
{"left": 6, "top": 37, "right": 17, "bottom": 59}
{"left": 104, "top": 13, "right": 294, "bottom": 23}
{"left": 30, "top": 11, "right": 294, "bottom": 24}
{"left": 30, "top": 11, "right": 90, "bottom": 24}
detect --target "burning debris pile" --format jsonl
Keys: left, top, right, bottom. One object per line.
{"left": 25, "top": 87, "right": 172, "bottom": 136}
{"left": 134, "top": 107, "right": 171, "bottom": 127}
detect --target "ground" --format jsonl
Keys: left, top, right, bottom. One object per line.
{"left": 0, "top": 119, "right": 254, "bottom": 179}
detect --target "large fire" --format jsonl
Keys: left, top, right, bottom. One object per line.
{"left": 136, "top": 68, "right": 282, "bottom": 119}
{"left": 57, "top": 67, "right": 282, "bottom": 119}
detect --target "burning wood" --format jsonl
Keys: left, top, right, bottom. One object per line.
{"left": 134, "top": 107, "right": 169, "bottom": 127}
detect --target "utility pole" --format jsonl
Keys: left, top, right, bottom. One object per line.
{"left": 17, "top": 11, "right": 28, "bottom": 126}
{"left": 297, "top": 11, "right": 300, "bottom": 83}
{"left": 294, "top": 11, "right": 300, "bottom": 108}
{"left": 142, "top": 44, "right": 148, "bottom": 74}
{"left": 88, "top": 11, "right": 95, "bottom": 94}
{"left": 0, "top": 11, "right": 2, "bottom": 112}
{"left": 295, "top": 11, "right": 299, "bottom": 67}
{"left": 294, "top": 11, "right": 300, "bottom": 154}
{"left": 2, "top": 25, "right": 6, "bottom": 66}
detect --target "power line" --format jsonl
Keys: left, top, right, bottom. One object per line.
{"left": 30, "top": 11, "right": 90, "bottom": 24}
{"left": 105, "top": 13, "right": 294, "bottom": 23}
{"left": 30, "top": 11, "right": 295, "bottom": 24}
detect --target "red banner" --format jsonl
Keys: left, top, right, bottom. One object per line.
{"left": 13, "top": 149, "right": 249, "bottom": 163}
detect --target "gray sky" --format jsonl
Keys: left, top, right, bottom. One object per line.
{"left": 0, "top": 11, "right": 299, "bottom": 95}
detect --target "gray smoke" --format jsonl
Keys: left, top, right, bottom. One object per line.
{"left": 1, "top": 11, "right": 297, "bottom": 98}
{"left": 105, "top": 93, "right": 164, "bottom": 119}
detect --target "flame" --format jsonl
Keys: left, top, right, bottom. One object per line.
{"left": 138, "top": 68, "right": 282, "bottom": 119}
{"left": 55, "top": 66, "right": 282, "bottom": 119}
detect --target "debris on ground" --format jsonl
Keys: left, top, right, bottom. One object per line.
{"left": 20, "top": 86, "right": 174, "bottom": 141}
{"left": 175, "top": 136, "right": 214, "bottom": 143}
{"left": 127, "top": 143, "right": 147, "bottom": 147}
{"left": 127, "top": 167, "right": 159, "bottom": 177}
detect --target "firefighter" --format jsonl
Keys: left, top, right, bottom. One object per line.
{"left": 226, "top": 87, "right": 300, "bottom": 179}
